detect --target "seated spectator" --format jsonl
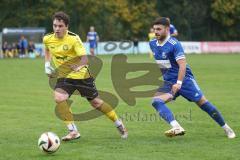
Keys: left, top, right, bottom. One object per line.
{"left": 11, "top": 42, "right": 19, "bottom": 57}
{"left": 2, "top": 42, "right": 8, "bottom": 57}
{"left": 2, "top": 42, "right": 13, "bottom": 58}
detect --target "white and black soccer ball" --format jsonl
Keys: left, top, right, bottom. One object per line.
{"left": 38, "top": 132, "right": 60, "bottom": 154}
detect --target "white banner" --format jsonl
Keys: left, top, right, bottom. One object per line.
{"left": 84, "top": 41, "right": 149, "bottom": 55}
{"left": 85, "top": 41, "right": 202, "bottom": 55}
{"left": 38, "top": 41, "right": 240, "bottom": 56}
{"left": 181, "top": 42, "right": 201, "bottom": 54}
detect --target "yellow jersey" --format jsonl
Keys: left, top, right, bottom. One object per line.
{"left": 43, "top": 31, "right": 90, "bottom": 79}
{"left": 148, "top": 32, "right": 155, "bottom": 41}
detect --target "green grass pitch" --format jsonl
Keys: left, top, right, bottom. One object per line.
{"left": 0, "top": 54, "right": 239, "bottom": 160}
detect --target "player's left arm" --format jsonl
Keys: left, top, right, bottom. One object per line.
{"left": 172, "top": 59, "right": 186, "bottom": 95}
{"left": 171, "top": 42, "right": 186, "bottom": 95}
{"left": 70, "top": 55, "right": 88, "bottom": 72}
{"left": 176, "top": 58, "right": 186, "bottom": 82}
{"left": 70, "top": 36, "right": 88, "bottom": 72}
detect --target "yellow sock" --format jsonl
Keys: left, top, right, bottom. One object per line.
{"left": 55, "top": 101, "right": 74, "bottom": 124}
{"left": 97, "top": 102, "right": 118, "bottom": 122}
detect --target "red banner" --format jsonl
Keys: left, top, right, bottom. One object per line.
{"left": 201, "top": 42, "right": 240, "bottom": 53}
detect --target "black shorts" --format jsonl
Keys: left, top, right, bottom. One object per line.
{"left": 55, "top": 77, "right": 98, "bottom": 101}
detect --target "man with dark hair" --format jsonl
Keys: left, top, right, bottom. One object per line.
{"left": 149, "top": 17, "right": 236, "bottom": 138}
{"left": 43, "top": 11, "right": 127, "bottom": 141}
{"left": 52, "top": 11, "right": 70, "bottom": 26}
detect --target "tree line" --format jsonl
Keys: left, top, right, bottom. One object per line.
{"left": 0, "top": 0, "right": 239, "bottom": 41}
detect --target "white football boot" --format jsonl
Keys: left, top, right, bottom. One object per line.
{"left": 224, "top": 124, "right": 236, "bottom": 139}
{"left": 164, "top": 126, "right": 185, "bottom": 137}
{"left": 117, "top": 123, "right": 128, "bottom": 139}
{"left": 62, "top": 131, "right": 81, "bottom": 141}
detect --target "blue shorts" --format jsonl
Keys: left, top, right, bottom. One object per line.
{"left": 89, "top": 41, "right": 97, "bottom": 49}
{"left": 158, "top": 77, "right": 203, "bottom": 102}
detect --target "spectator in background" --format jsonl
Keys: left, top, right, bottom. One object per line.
{"left": 132, "top": 37, "right": 139, "bottom": 54}
{"left": 2, "top": 42, "right": 8, "bottom": 57}
{"left": 28, "top": 41, "right": 36, "bottom": 58}
{"left": 16, "top": 42, "right": 21, "bottom": 55}
{"left": 86, "top": 26, "right": 99, "bottom": 56}
{"left": 2, "top": 41, "right": 13, "bottom": 58}
{"left": 19, "top": 35, "right": 28, "bottom": 58}
{"left": 11, "top": 42, "right": 18, "bottom": 57}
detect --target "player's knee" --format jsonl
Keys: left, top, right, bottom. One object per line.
{"left": 54, "top": 89, "right": 69, "bottom": 103}
{"left": 54, "top": 94, "right": 68, "bottom": 103}
{"left": 197, "top": 96, "right": 208, "bottom": 106}
{"left": 89, "top": 97, "right": 103, "bottom": 108}
{"left": 152, "top": 98, "right": 165, "bottom": 108}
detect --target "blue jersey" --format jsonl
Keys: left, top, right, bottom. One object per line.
{"left": 149, "top": 35, "right": 194, "bottom": 83}
{"left": 170, "top": 24, "right": 177, "bottom": 35}
{"left": 87, "top": 31, "right": 98, "bottom": 42}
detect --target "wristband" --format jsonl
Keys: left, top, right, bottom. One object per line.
{"left": 45, "top": 61, "right": 51, "bottom": 68}
{"left": 177, "top": 80, "right": 182, "bottom": 85}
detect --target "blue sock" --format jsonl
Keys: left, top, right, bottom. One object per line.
{"left": 152, "top": 98, "right": 174, "bottom": 124}
{"left": 200, "top": 101, "right": 225, "bottom": 127}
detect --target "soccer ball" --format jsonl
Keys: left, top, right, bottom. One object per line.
{"left": 38, "top": 132, "right": 60, "bottom": 154}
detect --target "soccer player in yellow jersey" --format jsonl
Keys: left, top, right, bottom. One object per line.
{"left": 148, "top": 27, "right": 155, "bottom": 41}
{"left": 43, "top": 11, "right": 128, "bottom": 141}
{"left": 148, "top": 27, "right": 155, "bottom": 58}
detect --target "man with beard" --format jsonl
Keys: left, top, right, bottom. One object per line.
{"left": 149, "top": 17, "right": 235, "bottom": 139}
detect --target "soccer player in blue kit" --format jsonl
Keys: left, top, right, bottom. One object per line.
{"left": 170, "top": 24, "right": 178, "bottom": 37}
{"left": 149, "top": 17, "right": 236, "bottom": 139}
{"left": 86, "top": 26, "right": 99, "bottom": 56}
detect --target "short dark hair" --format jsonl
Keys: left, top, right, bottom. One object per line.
{"left": 153, "top": 17, "right": 170, "bottom": 27}
{"left": 52, "top": 11, "right": 70, "bottom": 26}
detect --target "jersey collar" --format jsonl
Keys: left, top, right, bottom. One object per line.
{"left": 156, "top": 34, "right": 170, "bottom": 46}
{"left": 54, "top": 30, "right": 68, "bottom": 39}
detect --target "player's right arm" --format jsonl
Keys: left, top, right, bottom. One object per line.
{"left": 45, "top": 48, "right": 51, "bottom": 62}
{"left": 44, "top": 48, "right": 55, "bottom": 77}
{"left": 43, "top": 36, "right": 55, "bottom": 77}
